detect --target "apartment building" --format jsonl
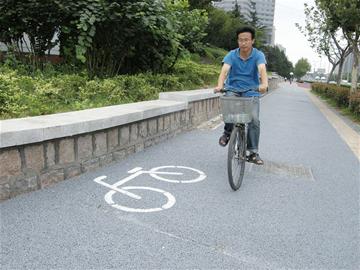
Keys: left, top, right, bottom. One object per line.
{"left": 213, "top": 0, "right": 276, "bottom": 45}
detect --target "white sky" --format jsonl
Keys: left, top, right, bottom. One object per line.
{"left": 274, "top": 0, "right": 330, "bottom": 72}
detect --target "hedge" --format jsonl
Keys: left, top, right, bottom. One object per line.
{"left": 312, "top": 83, "right": 360, "bottom": 116}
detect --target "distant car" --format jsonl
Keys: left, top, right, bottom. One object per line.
{"left": 321, "top": 77, "right": 326, "bottom": 81}
{"left": 329, "top": 81, "right": 336, "bottom": 84}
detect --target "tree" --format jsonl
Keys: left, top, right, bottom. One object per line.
{"left": 188, "top": 0, "right": 212, "bottom": 10}
{"left": 231, "top": 0, "right": 245, "bottom": 21}
{"left": 296, "top": 3, "right": 352, "bottom": 85}
{"left": 0, "top": 0, "right": 62, "bottom": 69}
{"left": 263, "top": 46, "right": 293, "bottom": 78}
{"left": 294, "top": 58, "right": 311, "bottom": 80}
{"left": 0, "top": 0, "right": 209, "bottom": 77}
{"left": 316, "top": 0, "right": 360, "bottom": 93}
{"left": 205, "top": 7, "right": 246, "bottom": 50}
{"left": 247, "top": 1, "right": 266, "bottom": 46}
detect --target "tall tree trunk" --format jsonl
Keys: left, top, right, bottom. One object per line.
{"left": 350, "top": 40, "right": 359, "bottom": 94}
{"left": 336, "top": 57, "right": 345, "bottom": 86}
{"left": 327, "top": 63, "right": 337, "bottom": 83}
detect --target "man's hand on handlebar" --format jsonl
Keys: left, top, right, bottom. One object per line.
{"left": 214, "top": 86, "right": 222, "bottom": 93}
{"left": 259, "top": 84, "right": 268, "bottom": 93}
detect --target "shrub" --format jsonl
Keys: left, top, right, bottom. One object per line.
{"left": 349, "top": 92, "right": 360, "bottom": 116}
{"left": 312, "top": 82, "right": 352, "bottom": 109}
{"left": 0, "top": 58, "right": 219, "bottom": 119}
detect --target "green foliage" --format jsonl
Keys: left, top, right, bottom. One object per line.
{"left": 0, "top": 59, "right": 219, "bottom": 119}
{"left": 263, "top": 46, "right": 293, "bottom": 78}
{"left": 349, "top": 92, "right": 360, "bottom": 116}
{"left": 204, "top": 6, "right": 265, "bottom": 50}
{"left": 294, "top": 58, "right": 311, "bottom": 80}
{"left": 201, "top": 46, "right": 228, "bottom": 64}
{"left": 312, "top": 82, "right": 360, "bottom": 115}
{"left": 0, "top": 0, "right": 209, "bottom": 77}
{"left": 0, "top": 0, "right": 62, "bottom": 68}
{"left": 315, "top": 0, "right": 360, "bottom": 33}
{"left": 188, "top": 0, "right": 213, "bottom": 10}
{"left": 316, "top": 0, "right": 360, "bottom": 92}
{"left": 164, "top": 0, "right": 209, "bottom": 54}
{"left": 205, "top": 8, "right": 245, "bottom": 50}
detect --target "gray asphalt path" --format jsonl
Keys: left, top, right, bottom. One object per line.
{"left": 1, "top": 83, "right": 359, "bottom": 269}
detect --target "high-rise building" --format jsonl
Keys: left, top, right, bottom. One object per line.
{"left": 212, "top": 0, "right": 276, "bottom": 46}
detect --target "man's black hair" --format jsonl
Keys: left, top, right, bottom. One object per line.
{"left": 236, "top": 26, "right": 256, "bottom": 40}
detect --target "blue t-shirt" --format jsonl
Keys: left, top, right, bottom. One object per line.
{"left": 222, "top": 47, "right": 266, "bottom": 97}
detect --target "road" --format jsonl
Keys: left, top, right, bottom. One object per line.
{"left": 1, "top": 83, "right": 359, "bottom": 269}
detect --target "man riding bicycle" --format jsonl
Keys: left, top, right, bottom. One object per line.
{"left": 214, "top": 26, "right": 268, "bottom": 165}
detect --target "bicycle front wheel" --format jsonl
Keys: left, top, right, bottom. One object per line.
{"left": 227, "top": 125, "right": 247, "bottom": 190}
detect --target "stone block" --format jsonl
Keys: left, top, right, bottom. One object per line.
{"left": 59, "top": 138, "right": 75, "bottom": 164}
{"left": 157, "top": 117, "right": 164, "bottom": 132}
{"left": 99, "top": 154, "right": 113, "bottom": 167}
{"left": 108, "top": 128, "right": 119, "bottom": 151}
{"left": 139, "top": 121, "right": 147, "bottom": 138}
{"left": 10, "top": 174, "right": 38, "bottom": 196}
{"left": 135, "top": 143, "right": 144, "bottom": 153}
{"left": 45, "top": 142, "right": 55, "bottom": 167}
{"left": 120, "top": 125, "right": 130, "bottom": 145}
{"left": 94, "top": 132, "right": 107, "bottom": 157}
{"left": 126, "top": 146, "right": 136, "bottom": 156}
{"left": 148, "top": 119, "right": 157, "bottom": 136}
{"left": 145, "top": 139, "right": 156, "bottom": 148}
{"left": 77, "top": 134, "right": 93, "bottom": 161}
{"left": 130, "top": 123, "right": 138, "bottom": 142}
{"left": 113, "top": 150, "right": 127, "bottom": 161}
{"left": 180, "top": 111, "right": 187, "bottom": 124}
{"left": 64, "top": 165, "right": 82, "bottom": 179}
{"left": 40, "top": 169, "right": 65, "bottom": 188}
{"left": 164, "top": 115, "right": 171, "bottom": 131}
{"left": 24, "top": 144, "right": 44, "bottom": 172}
{"left": 0, "top": 149, "right": 22, "bottom": 178}
{"left": 81, "top": 158, "right": 100, "bottom": 173}
{"left": 0, "top": 181, "right": 11, "bottom": 201}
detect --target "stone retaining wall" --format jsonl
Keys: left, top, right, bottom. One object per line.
{"left": 0, "top": 96, "right": 220, "bottom": 201}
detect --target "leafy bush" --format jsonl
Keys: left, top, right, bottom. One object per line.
{"left": 312, "top": 83, "right": 350, "bottom": 107}
{"left": 0, "top": 58, "right": 220, "bottom": 119}
{"left": 311, "top": 82, "right": 360, "bottom": 118}
{"left": 349, "top": 92, "right": 360, "bottom": 116}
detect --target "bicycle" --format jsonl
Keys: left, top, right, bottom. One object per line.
{"left": 93, "top": 166, "right": 206, "bottom": 213}
{"left": 219, "top": 89, "right": 257, "bottom": 191}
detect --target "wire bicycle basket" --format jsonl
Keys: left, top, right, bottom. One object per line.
{"left": 220, "top": 96, "right": 255, "bottom": 124}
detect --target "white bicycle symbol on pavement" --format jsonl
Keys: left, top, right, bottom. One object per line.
{"left": 93, "top": 166, "right": 206, "bottom": 213}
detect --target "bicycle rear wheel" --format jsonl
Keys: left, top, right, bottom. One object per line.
{"left": 227, "top": 125, "right": 246, "bottom": 190}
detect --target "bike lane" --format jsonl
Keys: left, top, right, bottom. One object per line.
{"left": 1, "top": 83, "right": 359, "bottom": 269}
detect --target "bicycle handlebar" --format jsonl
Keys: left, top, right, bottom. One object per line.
{"left": 214, "top": 88, "right": 259, "bottom": 94}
